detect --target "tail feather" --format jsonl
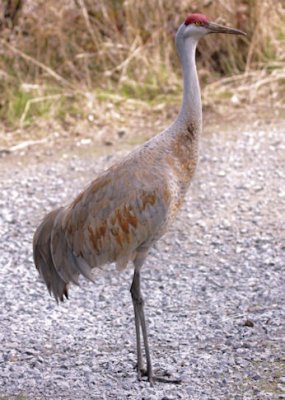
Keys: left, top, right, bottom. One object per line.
{"left": 74, "top": 255, "right": 95, "bottom": 282}
{"left": 50, "top": 208, "right": 80, "bottom": 285}
{"left": 33, "top": 208, "right": 70, "bottom": 302}
{"left": 33, "top": 207, "right": 94, "bottom": 303}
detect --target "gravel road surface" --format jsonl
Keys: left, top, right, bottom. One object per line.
{"left": 0, "top": 125, "right": 284, "bottom": 400}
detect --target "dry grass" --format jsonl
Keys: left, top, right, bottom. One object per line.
{"left": 0, "top": 0, "right": 284, "bottom": 137}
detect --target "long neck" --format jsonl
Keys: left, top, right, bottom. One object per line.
{"left": 175, "top": 36, "right": 202, "bottom": 131}
{"left": 160, "top": 32, "right": 202, "bottom": 187}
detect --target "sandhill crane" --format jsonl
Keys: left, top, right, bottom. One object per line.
{"left": 33, "top": 13, "right": 246, "bottom": 385}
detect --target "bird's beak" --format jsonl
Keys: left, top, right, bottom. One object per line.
{"left": 207, "top": 22, "right": 246, "bottom": 36}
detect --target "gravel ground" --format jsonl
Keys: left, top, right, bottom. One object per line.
{"left": 0, "top": 125, "right": 285, "bottom": 400}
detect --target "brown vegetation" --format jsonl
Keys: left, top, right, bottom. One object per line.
{"left": 0, "top": 0, "right": 284, "bottom": 141}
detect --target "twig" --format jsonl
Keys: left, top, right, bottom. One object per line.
{"left": 1, "top": 40, "right": 73, "bottom": 88}
{"left": 103, "top": 36, "right": 142, "bottom": 78}
{"left": 19, "top": 94, "right": 62, "bottom": 127}
{"left": 2, "top": 137, "right": 52, "bottom": 154}
{"left": 204, "top": 71, "right": 258, "bottom": 91}
{"left": 77, "top": 0, "right": 98, "bottom": 46}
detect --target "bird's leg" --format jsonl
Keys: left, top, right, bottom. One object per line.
{"left": 130, "top": 268, "right": 182, "bottom": 385}
{"left": 131, "top": 300, "right": 143, "bottom": 377}
{"left": 130, "top": 268, "right": 151, "bottom": 381}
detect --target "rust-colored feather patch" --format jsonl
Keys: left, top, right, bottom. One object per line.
{"left": 88, "top": 225, "right": 100, "bottom": 253}
{"left": 111, "top": 226, "right": 123, "bottom": 248}
{"left": 140, "top": 192, "right": 156, "bottom": 211}
{"left": 88, "top": 223, "right": 107, "bottom": 253}
{"left": 124, "top": 206, "right": 138, "bottom": 228}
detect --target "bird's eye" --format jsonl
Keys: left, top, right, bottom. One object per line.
{"left": 195, "top": 21, "right": 202, "bottom": 26}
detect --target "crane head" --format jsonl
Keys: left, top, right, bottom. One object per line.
{"left": 183, "top": 13, "right": 246, "bottom": 38}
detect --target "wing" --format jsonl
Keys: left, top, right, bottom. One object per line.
{"left": 51, "top": 162, "right": 171, "bottom": 277}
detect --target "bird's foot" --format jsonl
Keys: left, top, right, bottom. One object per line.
{"left": 136, "top": 367, "right": 146, "bottom": 381}
{"left": 152, "top": 374, "right": 182, "bottom": 384}
{"left": 137, "top": 367, "right": 182, "bottom": 385}
{"left": 134, "top": 363, "right": 146, "bottom": 381}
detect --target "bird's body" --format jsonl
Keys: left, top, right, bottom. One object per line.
{"left": 33, "top": 13, "right": 245, "bottom": 384}
{"left": 34, "top": 121, "right": 199, "bottom": 299}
